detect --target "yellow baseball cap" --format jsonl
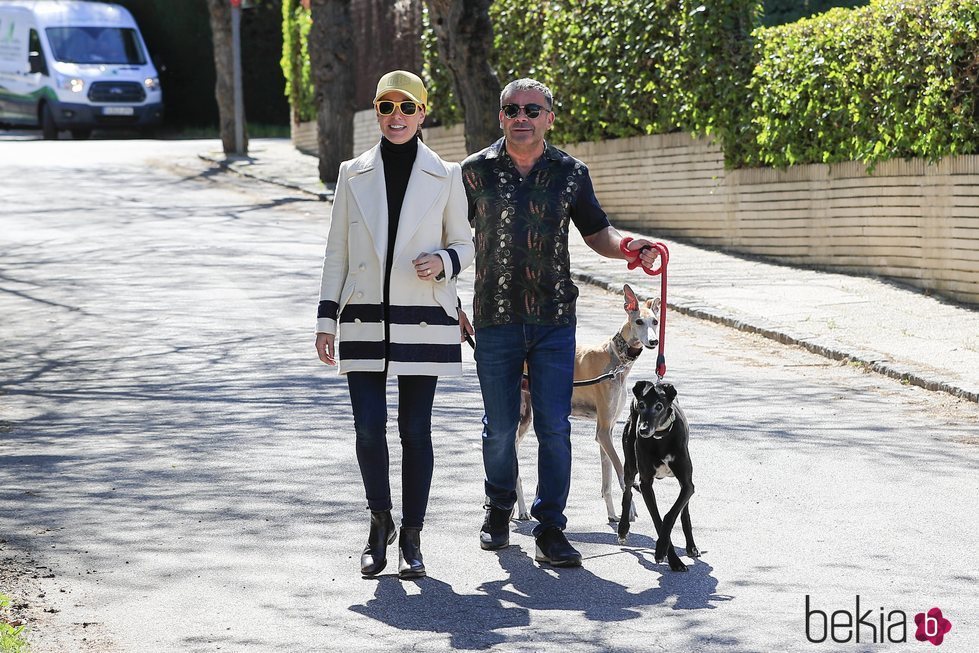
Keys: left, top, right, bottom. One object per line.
{"left": 373, "top": 70, "right": 428, "bottom": 107}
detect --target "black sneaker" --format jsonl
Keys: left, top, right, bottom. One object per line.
{"left": 534, "top": 526, "right": 582, "bottom": 567}
{"left": 479, "top": 505, "right": 510, "bottom": 550}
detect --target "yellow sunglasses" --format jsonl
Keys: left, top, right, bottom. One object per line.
{"left": 375, "top": 100, "right": 421, "bottom": 116}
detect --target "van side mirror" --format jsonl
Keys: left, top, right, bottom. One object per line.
{"left": 29, "top": 50, "right": 46, "bottom": 75}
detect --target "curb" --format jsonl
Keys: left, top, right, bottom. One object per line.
{"left": 198, "top": 153, "right": 335, "bottom": 201}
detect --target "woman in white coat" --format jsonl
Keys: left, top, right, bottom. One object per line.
{"left": 315, "top": 71, "right": 474, "bottom": 579}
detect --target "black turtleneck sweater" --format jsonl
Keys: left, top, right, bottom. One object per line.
{"left": 379, "top": 135, "right": 419, "bottom": 365}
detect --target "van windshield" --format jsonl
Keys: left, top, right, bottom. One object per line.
{"left": 45, "top": 27, "right": 146, "bottom": 65}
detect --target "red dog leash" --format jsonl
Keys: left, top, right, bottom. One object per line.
{"left": 620, "top": 237, "right": 670, "bottom": 379}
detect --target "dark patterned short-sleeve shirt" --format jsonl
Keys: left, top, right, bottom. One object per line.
{"left": 462, "top": 138, "right": 611, "bottom": 328}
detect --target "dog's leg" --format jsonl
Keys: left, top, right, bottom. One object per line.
{"left": 598, "top": 430, "right": 619, "bottom": 522}
{"left": 653, "top": 457, "right": 695, "bottom": 572}
{"left": 637, "top": 479, "right": 685, "bottom": 571}
{"left": 512, "top": 384, "right": 532, "bottom": 521}
{"left": 616, "top": 420, "right": 638, "bottom": 544}
{"left": 637, "top": 478, "right": 663, "bottom": 538}
{"left": 514, "top": 474, "right": 529, "bottom": 521}
{"left": 680, "top": 503, "right": 700, "bottom": 557}
{"left": 596, "top": 396, "right": 636, "bottom": 522}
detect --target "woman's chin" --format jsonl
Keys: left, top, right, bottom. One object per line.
{"left": 385, "top": 127, "right": 414, "bottom": 143}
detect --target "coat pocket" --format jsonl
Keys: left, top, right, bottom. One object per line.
{"left": 339, "top": 281, "right": 357, "bottom": 311}
{"left": 433, "top": 282, "right": 459, "bottom": 321}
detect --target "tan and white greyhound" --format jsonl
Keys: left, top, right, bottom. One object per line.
{"left": 515, "top": 284, "right": 659, "bottom": 522}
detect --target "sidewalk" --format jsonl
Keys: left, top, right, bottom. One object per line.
{"left": 202, "top": 138, "right": 979, "bottom": 403}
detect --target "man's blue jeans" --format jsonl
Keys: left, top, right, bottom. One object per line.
{"left": 474, "top": 322, "right": 575, "bottom": 535}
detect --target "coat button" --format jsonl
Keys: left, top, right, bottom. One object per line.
{"left": 354, "top": 318, "right": 362, "bottom": 324}
{"left": 358, "top": 263, "right": 366, "bottom": 271}
{"left": 419, "top": 321, "right": 428, "bottom": 328}
{"left": 356, "top": 291, "right": 364, "bottom": 298}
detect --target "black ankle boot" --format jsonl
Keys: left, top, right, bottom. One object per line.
{"left": 398, "top": 527, "right": 426, "bottom": 579}
{"left": 360, "top": 510, "right": 396, "bottom": 576}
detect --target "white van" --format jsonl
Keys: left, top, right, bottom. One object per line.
{"left": 0, "top": 0, "right": 163, "bottom": 139}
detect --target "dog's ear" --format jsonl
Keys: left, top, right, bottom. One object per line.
{"left": 646, "top": 297, "right": 660, "bottom": 312}
{"left": 661, "top": 383, "right": 677, "bottom": 401}
{"left": 633, "top": 380, "right": 652, "bottom": 399}
{"left": 623, "top": 284, "right": 639, "bottom": 313}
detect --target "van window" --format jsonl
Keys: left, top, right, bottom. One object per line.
{"left": 28, "top": 29, "right": 49, "bottom": 75}
{"left": 45, "top": 27, "right": 146, "bottom": 65}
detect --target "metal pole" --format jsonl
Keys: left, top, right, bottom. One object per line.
{"left": 231, "top": 5, "right": 244, "bottom": 155}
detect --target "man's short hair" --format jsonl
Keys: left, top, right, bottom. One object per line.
{"left": 500, "top": 78, "right": 554, "bottom": 110}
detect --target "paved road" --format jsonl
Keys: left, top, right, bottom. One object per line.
{"left": 1, "top": 140, "right": 978, "bottom": 652}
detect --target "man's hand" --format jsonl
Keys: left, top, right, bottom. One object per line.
{"left": 315, "top": 332, "right": 336, "bottom": 365}
{"left": 458, "top": 308, "right": 475, "bottom": 343}
{"left": 623, "top": 237, "right": 660, "bottom": 271}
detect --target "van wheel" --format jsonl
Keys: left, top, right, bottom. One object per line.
{"left": 71, "top": 128, "right": 92, "bottom": 140}
{"left": 41, "top": 104, "right": 58, "bottom": 140}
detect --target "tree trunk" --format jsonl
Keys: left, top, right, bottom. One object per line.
{"left": 205, "top": 0, "right": 248, "bottom": 155}
{"left": 424, "top": 0, "right": 500, "bottom": 154}
{"left": 308, "top": 0, "right": 355, "bottom": 183}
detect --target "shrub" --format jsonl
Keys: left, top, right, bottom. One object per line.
{"left": 749, "top": 0, "right": 979, "bottom": 167}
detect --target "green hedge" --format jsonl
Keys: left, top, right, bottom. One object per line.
{"left": 281, "top": 0, "right": 315, "bottom": 123}
{"left": 283, "top": 0, "right": 978, "bottom": 169}
{"left": 748, "top": 0, "right": 979, "bottom": 167}
{"left": 423, "top": 0, "right": 760, "bottom": 162}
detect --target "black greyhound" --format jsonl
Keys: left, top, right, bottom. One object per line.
{"left": 617, "top": 380, "right": 701, "bottom": 571}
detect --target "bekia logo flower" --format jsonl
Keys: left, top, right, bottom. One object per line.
{"left": 915, "top": 607, "right": 952, "bottom": 646}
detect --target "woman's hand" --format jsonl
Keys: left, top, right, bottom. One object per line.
{"left": 412, "top": 252, "right": 445, "bottom": 281}
{"left": 315, "top": 332, "right": 336, "bottom": 365}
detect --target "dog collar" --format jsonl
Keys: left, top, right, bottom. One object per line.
{"left": 655, "top": 408, "right": 676, "bottom": 433}
{"left": 612, "top": 333, "right": 642, "bottom": 362}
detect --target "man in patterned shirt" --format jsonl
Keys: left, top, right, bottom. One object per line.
{"left": 462, "top": 78, "right": 659, "bottom": 567}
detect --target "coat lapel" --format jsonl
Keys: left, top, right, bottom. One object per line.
{"left": 393, "top": 142, "right": 448, "bottom": 262}
{"left": 346, "top": 144, "right": 387, "bottom": 262}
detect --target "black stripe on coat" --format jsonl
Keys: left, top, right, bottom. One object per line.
{"left": 390, "top": 343, "right": 461, "bottom": 363}
{"left": 339, "top": 304, "right": 385, "bottom": 323}
{"left": 338, "top": 341, "right": 461, "bottom": 363}
{"left": 338, "top": 340, "right": 385, "bottom": 360}
{"left": 389, "top": 305, "right": 458, "bottom": 326}
{"left": 447, "top": 249, "right": 461, "bottom": 279}
{"left": 317, "top": 300, "right": 339, "bottom": 320}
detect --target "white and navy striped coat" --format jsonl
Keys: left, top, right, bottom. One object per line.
{"left": 316, "top": 140, "right": 475, "bottom": 376}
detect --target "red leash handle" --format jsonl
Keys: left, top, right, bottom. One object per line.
{"left": 620, "top": 237, "right": 670, "bottom": 378}
{"left": 619, "top": 237, "right": 668, "bottom": 276}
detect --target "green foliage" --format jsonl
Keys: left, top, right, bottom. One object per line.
{"left": 534, "top": 1, "right": 682, "bottom": 144}
{"left": 420, "top": 6, "right": 462, "bottom": 127}
{"left": 748, "top": 0, "right": 979, "bottom": 167}
{"left": 671, "top": 1, "right": 763, "bottom": 164}
{"left": 284, "top": 0, "right": 976, "bottom": 169}
{"left": 423, "top": 0, "right": 759, "bottom": 162}
{"left": 0, "top": 594, "right": 29, "bottom": 653}
{"left": 281, "top": 0, "right": 315, "bottom": 123}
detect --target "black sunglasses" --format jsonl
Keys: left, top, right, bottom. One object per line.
{"left": 501, "top": 103, "right": 548, "bottom": 119}
{"left": 375, "top": 100, "right": 420, "bottom": 116}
